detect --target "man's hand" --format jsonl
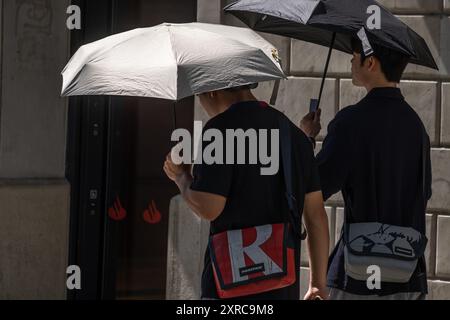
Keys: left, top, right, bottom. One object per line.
{"left": 162, "top": 152, "right": 226, "bottom": 222}
{"left": 300, "top": 109, "right": 322, "bottom": 138}
{"left": 304, "top": 285, "right": 329, "bottom": 300}
{"left": 163, "top": 153, "right": 191, "bottom": 184}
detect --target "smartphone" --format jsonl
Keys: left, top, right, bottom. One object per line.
{"left": 310, "top": 99, "right": 319, "bottom": 113}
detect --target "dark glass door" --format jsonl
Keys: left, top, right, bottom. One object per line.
{"left": 67, "top": 0, "right": 197, "bottom": 300}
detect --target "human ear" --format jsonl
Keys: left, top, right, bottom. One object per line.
{"left": 368, "top": 56, "right": 377, "bottom": 71}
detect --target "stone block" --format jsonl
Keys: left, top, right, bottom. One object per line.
{"left": 427, "top": 280, "right": 450, "bottom": 300}
{"left": 425, "top": 214, "right": 435, "bottom": 277}
{"left": 439, "top": 16, "right": 450, "bottom": 78}
{"left": 436, "top": 215, "right": 450, "bottom": 277}
{"left": 0, "top": 180, "right": 70, "bottom": 299}
{"left": 252, "top": 80, "right": 276, "bottom": 103}
{"left": 0, "top": 0, "right": 70, "bottom": 178}
{"left": 429, "top": 148, "right": 450, "bottom": 211}
{"left": 377, "top": 0, "right": 442, "bottom": 14}
{"left": 290, "top": 39, "right": 352, "bottom": 77}
{"left": 339, "top": 79, "right": 367, "bottom": 110}
{"left": 441, "top": 83, "right": 450, "bottom": 145}
{"left": 335, "top": 208, "right": 344, "bottom": 245}
{"left": 197, "top": 0, "right": 223, "bottom": 24}
{"left": 445, "top": 0, "right": 450, "bottom": 13}
{"left": 275, "top": 77, "right": 337, "bottom": 140}
{"left": 166, "top": 195, "right": 210, "bottom": 300}
{"left": 299, "top": 267, "right": 310, "bottom": 300}
{"left": 399, "top": 81, "right": 438, "bottom": 145}
{"left": 400, "top": 16, "right": 450, "bottom": 79}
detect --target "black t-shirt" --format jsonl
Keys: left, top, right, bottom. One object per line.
{"left": 317, "top": 87, "right": 431, "bottom": 295}
{"left": 190, "top": 100, "right": 321, "bottom": 300}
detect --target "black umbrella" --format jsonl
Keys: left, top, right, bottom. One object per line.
{"left": 225, "top": 0, "right": 438, "bottom": 108}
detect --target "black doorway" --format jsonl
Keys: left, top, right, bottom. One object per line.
{"left": 66, "top": 0, "right": 197, "bottom": 300}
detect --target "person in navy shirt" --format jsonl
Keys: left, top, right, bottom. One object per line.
{"left": 300, "top": 39, "right": 432, "bottom": 300}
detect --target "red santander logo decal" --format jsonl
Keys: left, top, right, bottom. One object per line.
{"left": 108, "top": 196, "right": 127, "bottom": 221}
{"left": 143, "top": 200, "right": 162, "bottom": 224}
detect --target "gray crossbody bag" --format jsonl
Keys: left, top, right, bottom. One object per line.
{"left": 343, "top": 126, "right": 429, "bottom": 283}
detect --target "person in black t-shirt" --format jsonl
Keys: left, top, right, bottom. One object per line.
{"left": 163, "top": 84, "right": 330, "bottom": 300}
{"left": 300, "top": 39, "right": 431, "bottom": 300}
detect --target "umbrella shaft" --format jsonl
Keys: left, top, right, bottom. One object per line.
{"left": 318, "top": 32, "right": 336, "bottom": 109}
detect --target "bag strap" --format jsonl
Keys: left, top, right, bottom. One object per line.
{"left": 278, "top": 114, "right": 307, "bottom": 240}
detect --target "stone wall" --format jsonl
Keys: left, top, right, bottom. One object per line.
{"left": 0, "top": 0, "right": 71, "bottom": 299}
{"left": 166, "top": 0, "right": 450, "bottom": 299}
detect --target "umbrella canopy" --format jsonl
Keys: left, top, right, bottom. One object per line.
{"left": 225, "top": 0, "right": 438, "bottom": 70}
{"left": 61, "top": 22, "right": 286, "bottom": 100}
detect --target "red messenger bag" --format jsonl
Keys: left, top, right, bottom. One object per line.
{"left": 208, "top": 114, "right": 306, "bottom": 299}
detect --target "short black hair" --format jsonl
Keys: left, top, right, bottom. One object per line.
{"left": 351, "top": 38, "right": 410, "bottom": 83}
{"left": 225, "top": 83, "right": 259, "bottom": 92}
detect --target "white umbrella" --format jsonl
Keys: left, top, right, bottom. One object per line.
{"left": 61, "top": 22, "right": 286, "bottom": 100}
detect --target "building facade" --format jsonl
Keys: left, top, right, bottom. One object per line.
{"left": 0, "top": 0, "right": 449, "bottom": 300}
{"left": 167, "top": 0, "right": 450, "bottom": 300}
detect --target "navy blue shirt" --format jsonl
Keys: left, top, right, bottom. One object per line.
{"left": 317, "top": 87, "right": 431, "bottom": 295}
{"left": 190, "top": 101, "right": 321, "bottom": 300}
